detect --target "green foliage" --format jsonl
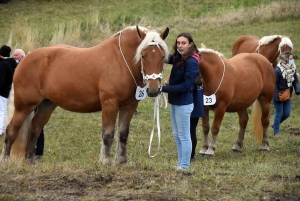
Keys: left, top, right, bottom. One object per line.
{"left": 1, "top": 0, "right": 300, "bottom": 200}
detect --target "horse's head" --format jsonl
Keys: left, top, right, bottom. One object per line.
{"left": 279, "top": 36, "right": 293, "bottom": 54}
{"left": 134, "top": 26, "right": 169, "bottom": 97}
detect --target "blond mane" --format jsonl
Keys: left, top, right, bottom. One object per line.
{"left": 112, "top": 26, "right": 169, "bottom": 63}
{"left": 256, "top": 35, "right": 293, "bottom": 52}
{"left": 198, "top": 44, "right": 224, "bottom": 58}
{"left": 134, "top": 28, "right": 169, "bottom": 63}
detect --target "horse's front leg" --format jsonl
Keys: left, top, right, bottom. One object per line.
{"left": 232, "top": 110, "right": 248, "bottom": 152}
{"left": 99, "top": 102, "right": 118, "bottom": 165}
{"left": 115, "top": 103, "right": 138, "bottom": 166}
{"left": 199, "top": 108, "right": 210, "bottom": 155}
{"left": 206, "top": 107, "right": 226, "bottom": 156}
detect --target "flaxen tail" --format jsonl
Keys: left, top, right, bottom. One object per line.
{"left": 251, "top": 100, "right": 263, "bottom": 142}
{"left": 6, "top": 86, "right": 34, "bottom": 159}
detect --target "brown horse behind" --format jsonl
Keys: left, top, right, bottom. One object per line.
{"left": 198, "top": 47, "right": 275, "bottom": 156}
{"left": 232, "top": 35, "right": 293, "bottom": 68}
{"left": 1, "top": 26, "right": 169, "bottom": 165}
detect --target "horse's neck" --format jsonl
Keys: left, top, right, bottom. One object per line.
{"left": 200, "top": 54, "right": 225, "bottom": 91}
{"left": 101, "top": 33, "right": 145, "bottom": 86}
{"left": 259, "top": 38, "right": 281, "bottom": 63}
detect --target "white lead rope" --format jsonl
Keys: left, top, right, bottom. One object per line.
{"left": 148, "top": 93, "right": 167, "bottom": 157}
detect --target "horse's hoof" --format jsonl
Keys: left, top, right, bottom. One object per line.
{"left": 232, "top": 149, "right": 242, "bottom": 153}
{"left": 199, "top": 153, "right": 206, "bottom": 157}
{"left": 260, "top": 148, "right": 270, "bottom": 151}
{"left": 99, "top": 157, "right": 111, "bottom": 165}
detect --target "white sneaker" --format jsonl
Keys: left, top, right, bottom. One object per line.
{"left": 175, "top": 166, "right": 187, "bottom": 172}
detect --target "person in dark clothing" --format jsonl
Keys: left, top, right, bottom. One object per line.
{"left": 162, "top": 33, "right": 199, "bottom": 172}
{"left": 35, "top": 128, "right": 44, "bottom": 158}
{"left": 272, "top": 52, "right": 300, "bottom": 137}
{"left": 190, "top": 75, "right": 204, "bottom": 161}
{"left": 0, "top": 45, "right": 17, "bottom": 136}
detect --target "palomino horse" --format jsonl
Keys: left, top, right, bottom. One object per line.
{"left": 198, "top": 47, "right": 275, "bottom": 156}
{"left": 232, "top": 35, "right": 293, "bottom": 68}
{"left": 1, "top": 26, "right": 169, "bottom": 165}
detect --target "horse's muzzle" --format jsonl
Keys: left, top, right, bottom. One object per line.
{"left": 146, "top": 87, "right": 161, "bottom": 97}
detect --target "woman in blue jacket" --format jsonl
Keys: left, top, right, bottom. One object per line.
{"left": 162, "top": 33, "right": 199, "bottom": 171}
{"left": 273, "top": 52, "right": 300, "bottom": 137}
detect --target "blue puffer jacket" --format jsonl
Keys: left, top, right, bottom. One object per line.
{"left": 162, "top": 54, "right": 199, "bottom": 105}
{"left": 273, "top": 66, "right": 299, "bottom": 102}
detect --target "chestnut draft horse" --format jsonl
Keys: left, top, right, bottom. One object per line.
{"left": 198, "top": 47, "right": 275, "bottom": 156}
{"left": 1, "top": 26, "right": 170, "bottom": 165}
{"left": 232, "top": 35, "right": 293, "bottom": 68}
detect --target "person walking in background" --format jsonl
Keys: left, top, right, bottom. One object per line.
{"left": 0, "top": 45, "right": 17, "bottom": 136}
{"left": 272, "top": 52, "right": 300, "bottom": 137}
{"left": 162, "top": 33, "right": 199, "bottom": 172}
{"left": 190, "top": 75, "right": 204, "bottom": 162}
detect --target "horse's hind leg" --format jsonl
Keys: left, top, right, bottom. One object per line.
{"left": 1, "top": 107, "right": 35, "bottom": 161}
{"left": 115, "top": 103, "right": 138, "bottom": 165}
{"left": 199, "top": 108, "right": 210, "bottom": 155}
{"left": 258, "top": 98, "right": 271, "bottom": 151}
{"left": 25, "top": 99, "right": 57, "bottom": 164}
{"left": 99, "top": 101, "right": 119, "bottom": 165}
{"left": 232, "top": 110, "right": 248, "bottom": 152}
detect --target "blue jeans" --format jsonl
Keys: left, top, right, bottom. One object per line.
{"left": 170, "top": 104, "right": 193, "bottom": 169}
{"left": 273, "top": 100, "right": 291, "bottom": 134}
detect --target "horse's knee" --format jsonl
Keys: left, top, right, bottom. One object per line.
{"left": 102, "top": 130, "right": 114, "bottom": 145}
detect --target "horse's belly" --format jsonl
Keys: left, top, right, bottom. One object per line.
{"left": 59, "top": 101, "right": 102, "bottom": 113}
{"left": 226, "top": 104, "right": 251, "bottom": 112}
{"left": 49, "top": 95, "right": 102, "bottom": 113}
{"left": 226, "top": 100, "right": 254, "bottom": 112}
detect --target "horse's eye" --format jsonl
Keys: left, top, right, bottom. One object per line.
{"left": 141, "top": 54, "right": 145, "bottom": 59}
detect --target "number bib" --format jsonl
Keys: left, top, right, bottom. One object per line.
{"left": 203, "top": 94, "right": 216, "bottom": 105}
{"left": 135, "top": 86, "right": 147, "bottom": 100}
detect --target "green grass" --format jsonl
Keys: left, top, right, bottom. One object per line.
{"left": 1, "top": 0, "right": 300, "bottom": 200}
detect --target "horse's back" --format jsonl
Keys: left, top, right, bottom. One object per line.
{"left": 232, "top": 35, "right": 260, "bottom": 57}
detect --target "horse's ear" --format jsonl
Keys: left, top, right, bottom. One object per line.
{"left": 136, "top": 25, "right": 146, "bottom": 40}
{"left": 160, "top": 27, "right": 169, "bottom": 40}
{"left": 289, "top": 34, "right": 293, "bottom": 40}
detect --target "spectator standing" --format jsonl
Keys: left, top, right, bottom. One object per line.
{"left": 162, "top": 33, "right": 199, "bottom": 172}
{"left": 272, "top": 52, "right": 300, "bottom": 137}
{"left": 0, "top": 45, "right": 17, "bottom": 136}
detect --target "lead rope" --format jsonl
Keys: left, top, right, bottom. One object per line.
{"left": 119, "top": 32, "right": 138, "bottom": 87}
{"left": 119, "top": 31, "right": 166, "bottom": 157}
{"left": 148, "top": 93, "right": 167, "bottom": 157}
{"left": 212, "top": 56, "right": 226, "bottom": 95}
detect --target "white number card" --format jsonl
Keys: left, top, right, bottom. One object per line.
{"left": 203, "top": 94, "right": 216, "bottom": 105}
{"left": 135, "top": 86, "right": 147, "bottom": 100}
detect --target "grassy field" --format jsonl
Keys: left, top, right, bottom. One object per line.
{"left": 1, "top": 0, "right": 300, "bottom": 200}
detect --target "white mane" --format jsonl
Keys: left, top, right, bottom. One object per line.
{"left": 256, "top": 35, "right": 293, "bottom": 53}
{"left": 134, "top": 29, "right": 169, "bottom": 63}
{"left": 279, "top": 37, "right": 293, "bottom": 50}
{"left": 198, "top": 47, "right": 224, "bottom": 58}
{"left": 258, "top": 35, "right": 281, "bottom": 46}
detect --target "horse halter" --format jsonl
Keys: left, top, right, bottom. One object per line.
{"left": 140, "top": 41, "right": 164, "bottom": 85}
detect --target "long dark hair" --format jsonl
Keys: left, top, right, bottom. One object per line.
{"left": 172, "top": 32, "right": 199, "bottom": 68}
